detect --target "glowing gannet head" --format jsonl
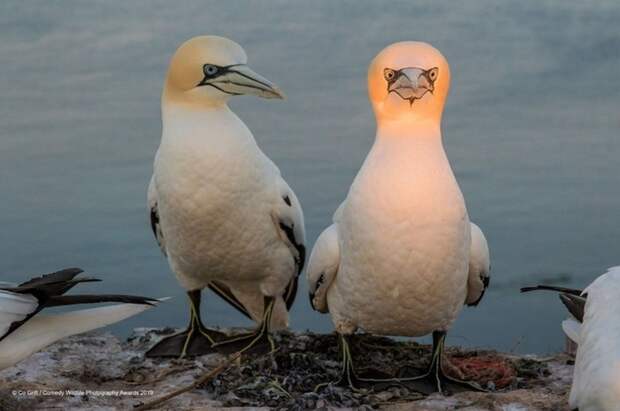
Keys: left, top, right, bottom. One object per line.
{"left": 368, "top": 41, "right": 450, "bottom": 125}
{"left": 164, "top": 35, "right": 284, "bottom": 106}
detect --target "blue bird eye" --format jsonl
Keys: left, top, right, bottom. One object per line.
{"left": 204, "top": 64, "right": 219, "bottom": 76}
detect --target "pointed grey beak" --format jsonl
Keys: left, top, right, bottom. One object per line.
{"left": 388, "top": 68, "right": 432, "bottom": 99}
{"left": 209, "top": 65, "right": 285, "bottom": 99}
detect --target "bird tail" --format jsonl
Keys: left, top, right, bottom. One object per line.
{"left": 270, "top": 297, "right": 289, "bottom": 330}
{"left": 224, "top": 285, "right": 289, "bottom": 330}
{"left": 521, "top": 283, "right": 587, "bottom": 322}
{"left": 209, "top": 281, "right": 290, "bottom": 330}
{"left": 559, "top": 293, "right": 586, "bottom": 322}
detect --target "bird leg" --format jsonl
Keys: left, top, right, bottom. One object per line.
{"left": 145, "top": 290, "right": 226, "bottom": 358}
{"left": 396, "top": 331, "right": 486, "bottom": 395}
{"left": 210, "top": 296, "right": 276, "bottom": 356}
{"left": 315, "top": 333, "right": 363, "bottom": 391}
{"left": 316, "top": 332, "right": 486, "bottom": 394}
{"left": 315, "top": 334, "right": 394, "bottom": 392}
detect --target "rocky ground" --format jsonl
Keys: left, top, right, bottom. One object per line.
{"left": 0, "top": 328, "right": 574, "bottom": 410}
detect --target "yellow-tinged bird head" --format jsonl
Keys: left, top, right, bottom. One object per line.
{"left": 164, "top": 35, "right": 285, "bottom": 107}
{"left": 368, "top": 42, "right": 450, "bottom": 126}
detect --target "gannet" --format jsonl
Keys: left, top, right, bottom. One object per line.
{"left": 307, "top": 42, "right": 489, "bottom": 393}
{"left": 146, "top": 36, "right": 305, "bottom": 358}
{"left": 522, "top": 267, "right": 620, "bottom": 411}
{"left": 0, "top": 267, "right": 160, "bottom": 370}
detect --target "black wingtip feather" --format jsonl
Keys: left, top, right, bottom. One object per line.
{"left": 520, "top": 284, "right": 583, "bottom": 296}
{"left": 297, "top": 244, "right": 306, "bottom": 275}
{"left": 46, "top": 294, "right": 158, "bottom": 307}
{"left": 559, "top": 293, "right": 586, "bottom": 323}
{"left": 150, "top": 207, "right": 159, "bottom": 238}
{"left": 0, "top": 268, "right": 157, "bottom": 342}
{"left": 17, "top": 267, "right": 85, "bottom": 288}
{"left": 284, "top": 276, "right": 298, "bottom": 310}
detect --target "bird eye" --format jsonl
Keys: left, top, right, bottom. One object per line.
{"left": 384, "top": 68, "right": 396, "bottom": 81}
{"left": 428, "top": 67, "right": 438, "bottom": 80}
{"left": 203, "top": 64, "right": 219, "bottom": 76}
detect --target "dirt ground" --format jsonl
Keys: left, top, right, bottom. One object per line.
{"left": 0, "top": 328, "right": 574, "bottom": 410}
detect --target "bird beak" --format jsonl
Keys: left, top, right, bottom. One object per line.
{"left": 388, "top": 68, "right": 434, "bottom": 94}
{"left": 207, "top": 65, "right": 285, "bottom": 100}
{"left": 387, "top": 67, "right": 437, "bottom": 103}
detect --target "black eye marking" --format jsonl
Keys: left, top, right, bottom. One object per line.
{"left": 384, "top": 66, "right": 439, "bottom": 106}
{"left": 427, "top": 67, "right": 438, "bottom": 81}
{"left": 383, "top": 68, "right": 396, "bottom": 81}
{"left": 196, "top": 64, "right": 244, "bottom": 94}
{"left": 283, "top": 195, "right": 292, "bottom": 206}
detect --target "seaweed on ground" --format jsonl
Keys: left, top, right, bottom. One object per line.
{"left": 181, "top": 331, "right": 547, "bottom": 409}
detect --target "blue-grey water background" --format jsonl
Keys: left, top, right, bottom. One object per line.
{"left": 0, "top": 1, "right": 618, "bottom": 355}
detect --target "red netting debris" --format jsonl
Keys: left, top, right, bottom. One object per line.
{"left": 448, "top": 355, "right": 516, "bottom": 389}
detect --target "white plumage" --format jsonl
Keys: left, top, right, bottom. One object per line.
{"left": 148, "top": 36, "right": 304, "bottom": 356}
{"left": 307, "top": 223, "right": 339, "bottom": 314}
{"left": 307, "top": 42, "right": 489, "bottom": 392}
{"left": 568, "top": 267, "right": 620, "bottom": 411}
{"left": 0, "top": 269, "right": 160, "bottom": 370}
{"left": 309, "top": 220, "right": 489, "bottom": 315}
{"left": 562, "top": 317, "right": 581, "bottom": 345}
{"left": 466, "top": 222, "right": 491, "bottom": 306}
{"left": 0, "top": 300, "right": 155, "bottom": 370}
{"left": 307, "top": 42, "right": 488, "bottom": 337}
{"left": 0, "top": 290, "right": 37, "bottom": 337}
{"left": 522, "top": 266, "right": 620, "bottom": 410}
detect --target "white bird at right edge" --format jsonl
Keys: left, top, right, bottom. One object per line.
{"left": 306, "top": 41, "right": 490, "bottom": 394}
{"left": 522, "top": 266, "right": 620, "bottom": 411}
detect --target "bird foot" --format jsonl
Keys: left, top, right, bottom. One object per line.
{"left": 315, "top": 364, "right": 397, "bottom": 392}
{"left": 342, "top": 368, "right": 399, "bottom": 391}
{"left": 210, "top": 328, "right": 275, "bottom": 356}
{"left": 396, "top": 365, "right": 487, "bottom": 395}
{"left": 145, "top": 326, "right": 226, "bottom": 358}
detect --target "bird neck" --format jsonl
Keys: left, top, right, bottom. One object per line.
{"left": 161, "top": 98, "right": 237, "bottom": 132}
{"left": 376, "top": 117, "right": 441, "bottom": 141}
{"left": 162, "top": 83, "right": 229, "bottom": 110}
{"left": 160, "top": 98, "right": 255, "bottom": 153}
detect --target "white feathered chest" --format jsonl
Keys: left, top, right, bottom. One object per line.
{"left": 153, "top": 105, "right": 288, "bottom": 289}
{"left": 332, "top": 135, "right": 470, "bottom": 336}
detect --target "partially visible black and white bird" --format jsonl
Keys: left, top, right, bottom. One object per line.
{"left": 522, "top": 267, "right": 620, "bottom": 411}
{"left": 0, "top": 267, "right": 161, "bottom": 370}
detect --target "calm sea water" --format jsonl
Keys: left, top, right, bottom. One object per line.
{"left": 0, "top": 1, "right": 618, "bottom": 354}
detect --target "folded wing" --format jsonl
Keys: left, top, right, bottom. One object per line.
{"left": 466, "top": 222, "right": 491, "bottom": 306}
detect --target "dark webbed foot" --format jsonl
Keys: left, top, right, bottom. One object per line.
{"left": 316, "top": 332, "right": 486, "bottom": 394}
{"left": 145, "top": 325, "right": 225, "bottom": 358}
{"left": 146, "top": 289, "right": 225, "bottom": 358}
{"left": 397, "top": 331, "right": 487, "bottom": 395}
{"left": 315, "top": 334, "right": 398, "bottom": 392}
{"left": 210, "top": 296, "right": 277, "bottom": 356}
{"left": 211, "top": 327, "right": 274, "bottom": 355}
